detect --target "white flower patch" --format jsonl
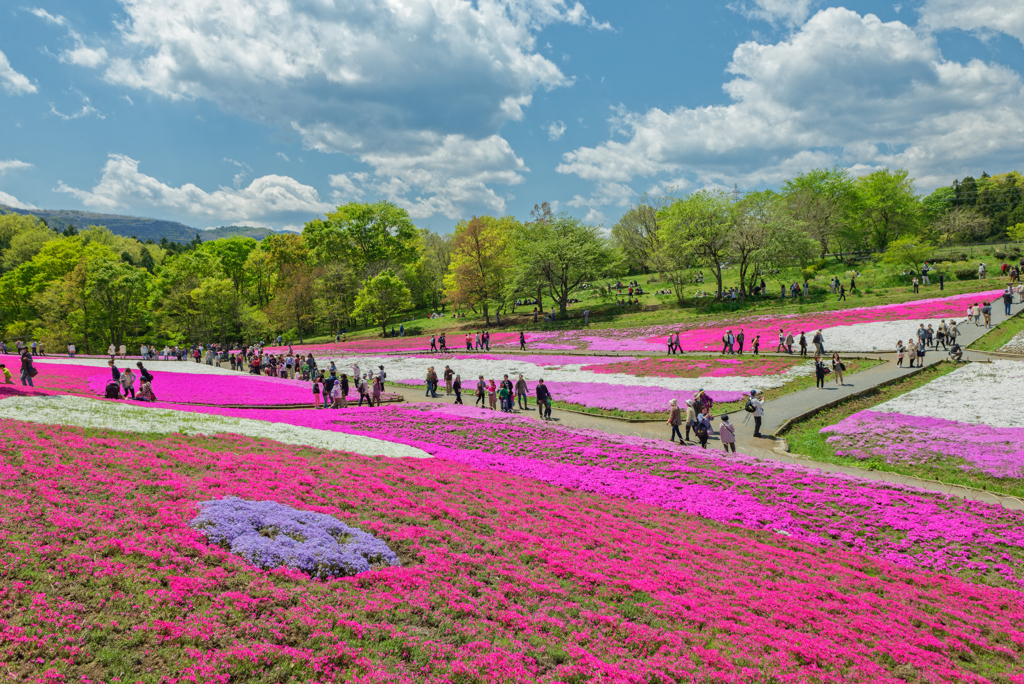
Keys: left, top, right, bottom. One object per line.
{"left": 33, "top": 358, "right": 238, "bottom": 375}
{"left": 319, "top": 354, "right": 815, "bottom": 392}
{"left": 874, "top": 360, "right": 1024, "bottom": 428}
{"left": 1000, "top": 330, "right": 1024, "bottom": 355}
{"left": 817, "top": 318, "right": 969, "bottom": 352}
{"left": 0, "top": 394, "right": 431, "bottom": 458}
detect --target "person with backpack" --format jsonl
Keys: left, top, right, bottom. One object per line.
{"left": 831, "top": 353, "right": 846, "bottom": 386}
{"left": 694, "top": 407, "right": 713, "bottom": 448}
{"left": 312, "top": 374, "right": 322, "bottom": 409}
{"left": 719, "top": 415, "right": 736, "bottom": 453}
{"left": 535, "top": 379, "right": 552, "bottom": 420}
{"left": 18, "top": 350, "right": 35, "bottom": 388}
{"left": 684, "top": 399, "right": 698, "bottom": 442}
{"left": 136, "top": 362, "right": 154, "bottom": 386}
{"left": 515, "top": 374, "right": 529, "bottom": 410}
{"left": 748, "top": 390, "right": 764, "bottom": 438}
{"left": 475, "top": 375, "right": 487, "bottom": 407}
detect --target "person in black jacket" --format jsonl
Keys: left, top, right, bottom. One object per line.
{"left": 814, "top": 355, "right": 827, "bottom": 389}
{"left": 453, "top": 374, "right": 463, "bottom": 404}
{"left": 535, "top": 379, "right": 552, "bottom": 420}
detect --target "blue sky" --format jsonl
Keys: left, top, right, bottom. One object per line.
{"left": 1, "top": 0, "right": 1022, "bottom": 233}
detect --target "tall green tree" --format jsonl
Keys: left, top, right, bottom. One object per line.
{"left": 856, "top": 168, "right": 921, "bottom": 250}
{"left": 352, "top": 269, "right": 413, "bottom": 335}
{"left": 88, "top": 258, "right": 154, "bottom": 349}
{"left": 444, "top": 216, "right": 512, "bottom": 324}
{"left": 657, "top": 190, "right": 734, "bottom": 298}
{"left": 782, "top": 166, "right": 857, "bottom": 259}
{"left": 611, "top": 196, "right": 664, "bottom": 274}
{"left": 305, "top": 200, "right": 418, "bottom": 275}
{"left": 510, "top": 214, "right": 611, "bottom": 316}
{"left": 882, "top": 237, "right": 935, "bottom": 272}
{"left": 201, "top": 236, "right": 257, "bottom": 292}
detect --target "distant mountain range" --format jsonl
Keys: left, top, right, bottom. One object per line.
{"left": 0, "top": 205, "right": 289, "bottom": 243}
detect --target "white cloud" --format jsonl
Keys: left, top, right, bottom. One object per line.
{"left": 547, "top": 120, "right": 567, "bottom": 140}
{"left": 122, "top": 95, "right": 133, "bottom": 105}
{"left": 920, "top": 0, "right": 1024, "bottom": 46}
{"left": 558, "top": 8, "right": 1024, "bottom": 202}
{"left": 102, "top": 0, "right": 603, "bottom": 218}
{"left": 27, "top": 7, "right": 66, "bottom": 26}
{"left": 328, "top": 172, "right": 369, "bottom": 202}
{"left": 57, "top": 153, "right": 333, "bottom": 221}
{"left": 731, "top": 0, "right": 815, "bottom": 26}
{"left": 49, "top": 91, "right": 103, "bottom": 120}
{"left": 0, "top": 49, "right": 37, "bottom": 95}
{"left": 0, "top": 190, "right": 38, "bottom": 210}
{"left": 568, "top": 181, "right": 633, "bottom": 209}
{"left": 0, "top": 160, "right": 33, "bottom": 175}
{"left": 276, "top": 152, "right": 290, "bottom": 162}
{"left": 61, "top": 43, "right": 108, "bottom": 69}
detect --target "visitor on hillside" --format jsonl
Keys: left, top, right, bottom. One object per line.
{"left": 667, "top": 399, "right": 684, "bottom": 443}
{"left": 916, "top": 339, "right": 926, "bottom": 365}
{"left": 912, "top": 276, "right": 919, "bottom": 293}
{"left": 312, "top": 375, "right": 321, "bottom": 410}
{"left": 535, "top": 379, "right": 552, "bottom": 420}
{"left": 695, "top": 408, "right": 712, "bottom": 449}
{"left": 519, "top": 331, "right": 526, "bottom": 351}
{"left": 430, "top": 335, "right": 437, "bottom": 352}
{"left": 475, "top": 375, "right": 487, "bottom": 407}
{"left": 136, "top": 362, "right": 153, "bottom": 389}
{"left": 19, "top": 350, "right": 35, "bottom": 387}
{"left": 896, "top": 340, "right": 905, "bottom": 367}
{"left": 1004, "top": 289, "right": 1014, "bottom": 316}
{"left": 736, "top": 330, "right": 745, "bottom": 354}
{"left": 487, "top": 380, "right": 497, "bottom": 410}
{"left": 443, "top": 366, "right": 454, "bottom": 395}
{"left": 948, "top": 341, "right": 963, "bottom": 361}
{"left": 484, "top": 331, "right": 491, "bottom": 351}
{"left": 813, "top": 355, "right": 828, "bottom": 389}
{"left": 939, "top": 273, "right": 944, "bottom": 290}
{"left": 799, "top": 332, "right": 807, "bottom": 356}
{"left": 776, "top": 329, "right": 785, "bottom": 353}
{"left": 120, "top": 367, "right": 135, "bottom": 399}
{"left": 982, "top": 301, "right": 992, "bottom": 328}
{"left": 67, "top": 343, "right": 76, "bottom": 358}
{"left": 751, "top": 335, "right": 760, "bottom": 355}
{"left": 831, "top": 353, "right": 846, "bottom": 386}
{"left": 399, "top": 324, "right": 405, "bottom": 337}
{"left": 439, "top": 333, "right": 447, "bottom": 351}
{"left": 107, "top": 343, "right": 115, "bottom": 356}
{"left": 785, "top": 331, "right": 795, "bottom": 354}
{"left": 372, "top": 376, "right": 382, "bottom": 407}
{"left": 453, "top": 374, "right": 463, "bottom": 404}
{"left": 515, "top": 374, "right": 529, "bottom": 409}
{"left": 719, "top": 415, "right": 736, "bottom": 453}
{"left": 749, "top": 390, "right": 764, "bottom": 438}
{"left": 838, "top": 285, "right": 846, "bottom": 301}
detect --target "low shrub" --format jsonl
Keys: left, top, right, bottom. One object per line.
{"left": 954, "top": 267, "right": 977, "bottom": 281}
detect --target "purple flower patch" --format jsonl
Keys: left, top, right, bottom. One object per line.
{"left": 190, "top": 497, "right": 400, "bottom": 578}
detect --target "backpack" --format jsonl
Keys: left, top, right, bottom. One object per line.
{"left": 104, "top": 381, "right": 121, "bottom": 399}
{"left": 744, "top": 398, "right": 756, "bottom": 413}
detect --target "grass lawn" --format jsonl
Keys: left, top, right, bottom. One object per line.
{"left": 780, "top": 361, "right": 1024, "bottom": 497}
{"left": 550, "top": 356, "right": 885, "bottom": 421}
{"left": 969, "top": 307, "right": 1024, "bottom": 352}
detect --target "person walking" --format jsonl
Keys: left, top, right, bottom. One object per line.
{"left": 19, "top": 350, "right": 35, "bottom": 387}
{"left": 339, "top": 374, "right": 349, "bottom": 408}
{"left": 694, "top": 408, "right": 712, "bottom": 449}
{"left": 752, "top": 335, "right": 760, "bottom": 355}
{"left": 443, "top": 365, "right": 454, "bottom": 395}
{"left": 475, "top": 375, "right": 487, "bottom": 408}
{"left": 357, "top": 375, "right": 370, "bottom": 407}
{"left": 785, "top": 332, "right": 795, "bottom": 354}
{"left": 535, "top": 379, "right": 552, "bottom": 420}
{"left": 838, "top": 285, "right": 846, "bottom": 301}
{"left": 311, "top": 374, "right": 322, "bottom": 409}
{"left": 684, "top": 399, "right": 697, "bottom": 442}
{"left": 896, "top": 340, "right": 905, "bottom": 367}
{"left": 500, "top": 374, "right": 514, "bottom": 411}
{"left": 453, "top": 374, "right": 463, "bottom": 404}
{"left": 515, "top": 374, "right": 529, "bottom": 410}
{"left": 798, "top": 332, "right": 807, "bottom": 356}
{"left": 487, "top": 379, "right": 497, "bottom": 410}
{"left": 719, "top": 415, "right": 736, "bottom": 453}
{"left": 831, "top": 353, "right": 846, "bottom": 386}
{"left": 813, "top": 330, "right": 825, "bottom": 356}
{"left": 427, "top": 367, "right": 439, "bottom": 398}
{"left": 667, "top": 399, "right": 684, "bottom": 443}
{"left": 519, "top": 331, "right": 526, "bottom": 351}
{"left": 814, "top": 355, "right": 827, "bottom": 389}
{"left": 372, "top": 376, "right": 382, "bottom": 407}
{"left": 430, "top": 335, "right": 437, "bottom": 352}
{"left": 108, "top": 343, "right": 116, "bottom": 356}
{"left": 939, "top": 272, "right": 944, "bottom": 290}
{"left": 748, "top": 391, "right": 765, "bottom": 438}
{"left": 982, "top": 301, "right": 992, "bottom": 328}
{"left": 1004, "top": 288, "right": 1014, "bottom": 316}
{"left": 736, "top": 330, "right": 745, "bottom": 355}
{"left": 777, "top": 329, "right": 785, "bottom": 353}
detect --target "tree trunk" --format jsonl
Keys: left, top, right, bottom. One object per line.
{"left": 482, "top": 301, "right": 490, "bottom": 325}
{"left": 536, "top": 283, "right": 543, "bottom": 312}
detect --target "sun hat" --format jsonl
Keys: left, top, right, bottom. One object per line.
{"left": 670, "top": 399, "right": 678, "bottom": 406}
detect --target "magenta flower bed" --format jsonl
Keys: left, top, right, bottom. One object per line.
{"left": 161, "top": 402, "right": 1024, "bottom": 587}
{"left": 85, "top": 370, "right": 318, "bottom": 405}
{"left": 581, "top": 357, "right": 802, "bottom": 378}
{"left": 396, "top": 378, "right": 746, "bottom": 411}
{"left": 5, "top": 420, "right": 1023, "bottom": 681}
{"left": 822, "top": 410, "right": 1024, "bottom": 479}
{"left": 518, "top": 290, "right": 1005, "bottom": 352}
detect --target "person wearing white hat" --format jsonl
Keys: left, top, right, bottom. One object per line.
{"left": 667, "top": 399, "right": 683, "bottom": 443}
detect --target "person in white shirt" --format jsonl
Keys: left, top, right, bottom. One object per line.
{"left": 108, "top": 344, "right": 115, "bottom": 356}
{"left": 140, "top": 344, "right": 148, "bottom": 359}
{"left": 750, "top": 390, "right": 765, "bottom": 438}
{"left": 67, "top": 343, "right": 76, "bottom": 358}
{"left": 162, "top": 346, "right": 170, "bottom": 360}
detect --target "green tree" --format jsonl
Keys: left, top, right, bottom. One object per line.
{"left": 611, "top": 196, "right": 664, "bottom": 274}
{"left": 657, "top": 190, "right": 734, "bottom": 298}
{"left": 352, "top": 268, "right": 413, "bottom": 335}
{"left": 268, "top": 264, "right": 319, "bottom": 343}
{"left": 202, "top": 236, "right": 257, "bottom": 292}
{"left": 305, "top": 201, "right": 419, "bottom": 275}
{"left": 1007, "top": 223, "right": 1024, "bottom": 242}
{"left": 314, "top": 262, "right": 358, "bottom": 333}
{"left": 444, "top": 216, "right": 512, "bottom": 324}
{"left": 856, "top": 168, "right": 921, "bottom": 250}
{"left": 88, "top": 258, "right": 154, "bottom": 349}
{"left": 243, "top": 247, "right": 276, "bottom": 307}
{"left": 510, "top": 214, "right": 611, "bottom": 316}
{"left": 782, "top": 166, "right": 857, "bottom": 259}
{"left": 881, "top": 236, "right": 935, "bottom": 272}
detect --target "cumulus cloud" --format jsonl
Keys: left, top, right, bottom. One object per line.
{"left": 57, "top": 153, "right": 333, "bottom": 221}
{"left": 49, "top": 91, "right": 103, "bottom": 120}
{"left": 547, "top": 120, "right": 567, "bottom": 140}
{"left": 0, "top": 190, "right": 39, "bottom": 210}
{"left": 102, "top": 0, "right": 602, "bottom": 217}
{"left": 920, "top": 0, "right": 1024, "bottom": 46}
{"left": 61, "top": 42, "right": 108, "bottom": 69}
{"left": 0, "top": 49, "right": 37, "bottom": 95}
{"left": 0, "top": 160, "right": 33, "bottom": 175}
{"left": 558, "top": 8, "right": 1024, "bottom": 203}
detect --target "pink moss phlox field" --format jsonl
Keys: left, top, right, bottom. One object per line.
{"left": 582, "top": 357, "right": 802, "bottom": 378}
{"left": 397, "top": 378, "right": 747, "bottom": 410}
{"left": 823, "top": 410, "right": 1024, "bottom": 479}
{"left": 86, "top": 371, "right": 319, "bottom": 406}
{"left": 518, "top": 291, "right": 1005, "bottom": 352}
{"left": 3, "top": 419, "right": 1024, "bottom": 682}
{"left": 171, "top": 403, "right": 1024, "bottom": 587}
